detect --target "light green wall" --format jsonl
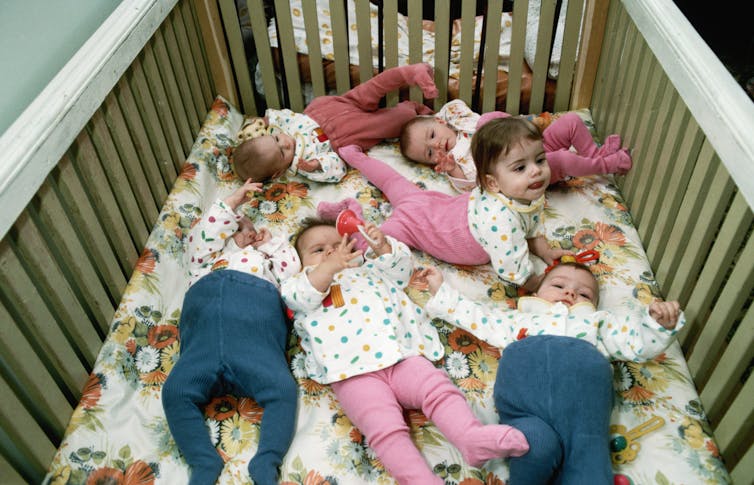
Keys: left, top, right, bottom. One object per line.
{"left": 0, "top": 1, "right": 123, "bottom": 136}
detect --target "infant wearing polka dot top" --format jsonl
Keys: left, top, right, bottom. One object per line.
{"left": 417, "top": 261, "right": 684, "bottom": 484}
{"left": 281, "top": 219, "right": 529, "bottom": 485}
{"left": 162, "top": 179, "right": 302, "bottom": 485}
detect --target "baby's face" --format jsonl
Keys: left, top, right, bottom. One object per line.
{"left": 483, "top": 138, "right": 550, "bottom": 203}
{"left": 404, "top": 119, "right": 457, "bottom": 164}
{"left": 297, "top": 225, "right": 343, "bottom": 267}
{"left": 257, "top": 133, "right": 296, "bottom": 178}
{"left": 232, "top": 216, "right": 258, "bottom": 248}
{"left": 536, "top": 265, "right": 598, "bottom": 307}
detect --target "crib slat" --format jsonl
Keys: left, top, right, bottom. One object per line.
{"left": 183, "top": 0, "right": 215, "bottom": 106}
{"left": 161, "top": 15, "right": 202, "bottom": 132}
{"left": 355, "top": 0, "right": 373, "bottom": 84}
{"left": 10, "top": 210, "right": 101, "bottom": 366}
{"left": 634, "top": 95, "right": 686, "bottom": 231}
{"left": 620, "top": 48, "right": 660, "bottom": 155}
{"left": 0, "top": 240, "right": 87, "bottom": 401}
{"left": 126, "top": 57, "right": 182, "bottom": 181}
{"left": 0, "top": 453, "right": 26, "bottom": 485}
{"left": 687, "top": 236, "right": 754, "bottom": 388}
{"left": 456, "top": 0, "right": 477, "bottom": 106}
{"left": 114, "top": 77, "right": 171, "bottom": 202}
{"left": 102, "top": 92, "right": 161, "bottom": 226}
{"left": 603, "top": 22, "right": 641, "bottom": 137}
{"left": 657, "top": 141, "right": 722, "bottom": 296}
{"left": 217, "top": 0, "right": 256, "bottom": 115}
{"left": 528, "top": 0, "right": 556, "bottom": 113}
{"left": 0, "top": 374, "right": 54, "bottom": 484}
{"left": 150, "top": 30, "right": 195, "bottom": 153}
{"left": 713, "top": 372, "right": 754, "bottom": 467}
{"left": 432, "top": 0, "right": 450, "bottom": 110}
{"left": 138, "top": 47, "right": 188, "bottom": 170}
{"left": 327, "top": 0, "right": 350, "bottom": 95}
{"left": 730, "top": 442, "right": 754, "bottom": 485}
{"left": 88, "top": 110, "right": 150, "bottom": 250}
{"left": 591, "top": 2, "right": 627, "bottom": 130}
{"left": 247, "top": 0, "right": 280, "bottom": 110}
{"left": 171, "top": 3, "right": 210, "bottom": 118}
{"left": 407, "top": 0, "right": 424, "bottom": 104}
{"left": 0, "top": 302, "right": 72, "bottom": 442}
{"left": 700, "top": 306, "right": 754, "bottom": 423}
{"left": 480, "top": 0, "right": 503, "bottom": 113}
{"left": 53, "top": 154, "right": 127, "bottom": 302}
{"left": 301, "top": 0, "right": 327, "bottom": 98}
{"left": 613, "top": 38, "right": 649, "bottom": 140}
{"left": 33, "top": 180, "right": 114, "bottom": 333}
{"left": 553, "top": 0, "right": 583, "bottom": 112}
{"left": 645, "top": 117, "right": 703, "bottom": 267}
{"left": 505, "top": 0, "right": 528, "bottom": 115}
{"left": 570, "top": 0, "right": 608, "bottom": 110}
{"left": 680, "top": 193, "right": 752, "bottom": 348}
{"left": 70, "top": 131, "right": 139, "bottom": 274}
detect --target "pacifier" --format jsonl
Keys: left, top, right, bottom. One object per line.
{"left": 336, "top": 209, "right": 378, "bottom": 245}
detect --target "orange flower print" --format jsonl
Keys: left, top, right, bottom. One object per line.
{"left": 147, "top": 325, "right": 178, "bottom": 349}
{"left": 572, "top": 229, "right": 599, "bottom": 250}
{"left": 135, "top": 248, "right": 157, "bottom": 274}
{"left": 179, "top": 162, "right": 197, "bottom": 181}
{"left": 286, "top": 181, "right": 309, "bottom": 198}
{"left": 594, "top": 222, "right": 626, "bottom": 246}
{"left": 206, "top": 395, "right": 238, "bottom": 421}
{"left": 125, "top": 339, "right": 137, "bottom": 355}
{"left": 447, "top": 328, "right": 480, "bottom": 354}
{"left": 140, "top": 370, "right": 167, "bottom": 386}
{"left": 86, "top": 467, "right": 124, "bottom": 485}
{"left": 124, "top": 460, "right": 156, "bottom": 485}
{"left": 303, "top": 470, "right": 332, "bottom": 485}
{"left": 405, "top": 409, "right": 429, "bottom": 428}
{"left": 456, "top": 377, "right": 486, "bottom": 391}
{"left": 349, "top": 427, "right": 364, "bottom": 443}
{"left": 459, "top": 478, "right": 484, "bottom": 485}
{"left": 80, "top": 373, "right": 103, "bottom": 409}
{"left": 264, "top": 183, "right": 289, "bottom": 202}
{"left": 486, "top": 472, "right": 505, "bottom": 485}
{"left": 237, "top": 397, "right": 263, "bottom": 424}
{"left": 706, "top": 439, "right": 720, "bottom": 457}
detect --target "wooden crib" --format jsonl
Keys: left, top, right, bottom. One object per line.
{"left": 1, "top": 0, "right": 751, "bottom": 483}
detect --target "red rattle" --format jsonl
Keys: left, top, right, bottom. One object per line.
{"left": 545, "top": 249, "right": 600, "bottom": 273}
{"left": 336, "top": 209, "right": 378, "bottom": 245}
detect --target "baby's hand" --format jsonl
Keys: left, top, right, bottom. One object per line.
{"left": 542, "top": 248, "right": 574, "bottom": 266}
{"left": 363, "top": 223, "right": 391, "bottom": 256}
{"left": 433, "top": 152, "right": 457, "bottom": 174}
{"left": 649, "top": 300, "right": 682, "bottom": 329}
{"left": 297, "top": 158, "right": 321, "bottom": 173}
{"left": 225, "top": 178, "right": 263, "bottom": 209}
{"left": 413, "top": 267, "right": 444, "bottom": 295}
{"left": 323, "top": 234, "right": 363, "bottom": 272}
{"left": 250, "top": 227, "right": 271, "bottom": 248}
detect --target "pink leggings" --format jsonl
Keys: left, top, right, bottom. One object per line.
{"left": 330, "top": 356, "right": 526, "bottom": 484}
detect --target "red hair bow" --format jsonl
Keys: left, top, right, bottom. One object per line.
{"left": 545, "top": 249, "right": 600, "bottom": 273}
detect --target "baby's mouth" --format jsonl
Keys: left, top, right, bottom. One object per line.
{"left": 529, "top": 181, "right": 544, "bottom": 190}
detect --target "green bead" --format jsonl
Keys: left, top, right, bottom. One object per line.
{"left": 610, "top": 435, "right": 628, "bottom": 452}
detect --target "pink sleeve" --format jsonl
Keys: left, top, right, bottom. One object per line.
{"left": 476, "top": 111, "right": 510, "bottom": 129}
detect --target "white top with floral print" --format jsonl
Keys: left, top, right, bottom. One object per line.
{"left": 281, "top": 237, "right": 445, "bottom": 384}
{"left": 186, "top": 199, "right": 301, "bottom": 286}
{"left": 436, "top": 99, "right": 479, "bottom": 193}
{"left": 426, "top": 286, "right": 684, "bottom": 362}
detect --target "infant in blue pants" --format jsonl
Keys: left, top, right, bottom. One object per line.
{"left": 162, "top": 179, "right": 301, "bottom": 485}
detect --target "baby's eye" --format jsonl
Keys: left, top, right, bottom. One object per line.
{"left": 536, "top": 157, "right": 546, "bottom": 164}
{"left": 428, "top": 148, "right": 434, "bottom": 159}
{"left": 514, "top": 165, "right": 525, "bottom": 172}
{"left": 580, "top": 293, "right": 591, "bottom": 299}
{"left": 430, "top": 130, "right": 435, "bottom": 139}
{"left": 553, "top": 284, "right": 563, "bottom": 289}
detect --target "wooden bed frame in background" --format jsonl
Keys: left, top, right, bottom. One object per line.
{"left": 0, "top": 0, "right": 751, "bottom": 482}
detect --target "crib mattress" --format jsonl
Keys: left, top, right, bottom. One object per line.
{"left": 45, "top": 98, "right": 730, "bottom": 484}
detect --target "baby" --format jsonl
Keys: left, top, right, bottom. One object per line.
{"left": 417, "top": 259, "right": 683, "bottom": 484}
{"left": 281, "top": 219, "right": 529, "bottom": 485}
{"left": 399, "top": 98, "right": 631, "bottom": 192}
{"left": 162, "top": 179, "right": 301, "bottom": 485}
{"left": 233, "top": 63, "right": 438, "bottom": 184}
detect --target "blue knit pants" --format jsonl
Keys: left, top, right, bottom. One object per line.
{"left": 494, "top": 335, "right": 614, "bottom": 485}
{"left": 162, "top": 271, "right": 298, "bottom": 485}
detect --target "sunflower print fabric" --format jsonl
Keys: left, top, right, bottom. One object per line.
{"left": 45, "top": 98, "right": 730, "bottom": 485}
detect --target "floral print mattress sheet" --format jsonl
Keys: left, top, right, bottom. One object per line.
{"left": 45, "top": 97, "right": 730, "bottom": 485}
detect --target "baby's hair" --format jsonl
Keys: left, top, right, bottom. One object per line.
{"left": 399, "top": 115, "right": 435, "bottom": 163}
{"left": 471, "top": 117, "right": 542, "bottom": 191}
{"left": 292, "top": 217, "right": 335, "bottom": 255}
{"left": 232, "top": 137, "right": 277, "bottom": 182}
{"left": 539, "top": 261, "right": 600, "bottom": 304}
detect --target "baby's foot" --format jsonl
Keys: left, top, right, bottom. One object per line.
{"left": 461, "top": 424, "right": 530, "bottom": 467}
{"left": 317, "top": 198, "right": 363, "bottom": 221}
{"left": 338, "top": 144, "right": 366, "bottom": 164}
{"left": 597, "top": 134, "right": 622, "bottom": 156}
{"left": 604, "top": 148, "right": 632, "bottom": 175}
{"left": 404, "top": 63, "right": 438, "bottom": 99}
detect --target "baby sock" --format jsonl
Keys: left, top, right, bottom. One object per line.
{"left": 460, "top": 424, "right": 530, "bottom": 468}
{"left": 317, "top": 198, "right": 363, "bottom": 221}
{"left": 401, "top": 63, "right": 438, "bottom": 99}
{"left": 597, "top": 134, "right": 622, "bottom": 156}
{"left": 604, "top": 148, "right": 632, "bottom": 175}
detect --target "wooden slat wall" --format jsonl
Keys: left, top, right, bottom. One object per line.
{"left": 0, "top": 2, "right": 215, "bottom": 482}
{"left": 591, "top": 0, "right": 752, "bottom": 477}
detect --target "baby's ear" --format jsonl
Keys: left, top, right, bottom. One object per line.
{"left": 483, "top": 174, "right": 499, "bottom": 192}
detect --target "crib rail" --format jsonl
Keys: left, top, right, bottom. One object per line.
{"left": 591, "top": 0, "right": 754, "bottom": 480}
{"left": 0, "top": 0, "right": 219, "bottom": 481}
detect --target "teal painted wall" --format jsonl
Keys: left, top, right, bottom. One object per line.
{"left": 0, "top": 1, "right": 123, "bottom": 136}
